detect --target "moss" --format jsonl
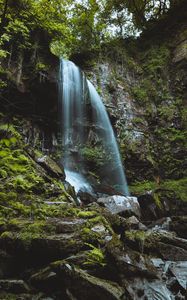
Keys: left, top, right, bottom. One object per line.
{"left": 153, "top": 192, "right": 163, "bottom": 209}
{"left": 77, "top": 211, "right": 98, "bottom": 219}
{"left": 0, "top": 231, "right": 14, "bottom": 238}
{"left": 81, "top": 146, "right": 110, "bottom": 168}
{"left": 130, "top": 178, "right": 187, "bottom": 203}
{"left": 129, "top": 181, "right": 157, "bottom": 195}
{"left": 125, "top": 230, "right": 147, "bottom": 242}
{"left": 84, "top": 243, "right": 106, "bottom": 267}
{"left": 0, "top": 169, "right": 7, "bottom": 178}
{"left": 161, "top": 178, "right": 187, "bottom": 202}
{"left": 80, "top": 227, "right": 102, "bottom": 244}
{"left": 125, "top": 230, "right": 148, "bottom": 253}
{"left": 9, "top": 201, "right": 31, "bottom": 217}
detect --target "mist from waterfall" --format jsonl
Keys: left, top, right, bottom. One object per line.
{"left": 58, "top": 58, "right": 129, "bottom": 196}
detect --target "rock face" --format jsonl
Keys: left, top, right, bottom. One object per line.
{"left": 0, "top": 6, "right": 187, "bottom": 300}
{"left": 83, "top": 19, "right": 187, "bottom": 184}
{"left": 36, "top": 155, "right": 65, "bottom": 179}
{"left": 97, "top": 195, "right": 141, "bottom": 218}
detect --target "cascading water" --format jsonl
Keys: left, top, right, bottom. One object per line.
{"left": 87, "top": 81, "right": 129, "bottom": 196}
{"left": 58, "top": 59, "right": 92, "bottom": 192}
{"left": 58, "top": 58, "right": 129, "bottom": 195}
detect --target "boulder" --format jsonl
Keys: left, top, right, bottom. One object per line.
{"left": 168, "top": 261, "right": 187, "bottom": 290}
{"left": 125, "top": 216, "right": 147, "bottom": 231}
{"left": 97, "top": 195, "right": 141, "bottom": 218}
{"left": 0, "top": 232, "right": 84, "bottom": 264}
{"left": 170, "top": 216, "right": 187, "bottom": 239}
{"left": 52, "top": 263, "right": 125, "bottom": 300}
{"left": 77, "top": 190, "right": 97, "bottom": 204}
{"left": 36, "top": 155, "right": 65, "bottom": 179}
{"left": 106, "top": 238, "right": 158, "bottom": 280}
{"left": 124, "top": 278, "right": 173, "bottom": 300}
{"left": 31, "top": 262, "right": 125, "bottom": 299}
{"left": 137, "top": 192, "right": 169, "bottom": 220}
{"left": 123, "top": 230, "right": 187, "bottom": 261}
{"left": 148, "top": 217, "right": 171, "bottom": 231}
{"left": 47, "top": 217, "right": 87, "bottom": 234}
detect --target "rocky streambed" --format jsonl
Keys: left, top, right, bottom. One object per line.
{"left": 0, "top": 115, "right": 186, "bottom": 300}
{"left": 0, "top": 194, "right": 187, "bottom": 300}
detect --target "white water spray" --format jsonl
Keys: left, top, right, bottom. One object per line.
{"left": 58, "top": 58, "right": 129, "bottom": 195}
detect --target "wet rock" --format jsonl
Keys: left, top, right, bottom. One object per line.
{"left": 36, "top": 155, "right": 65, "bottom": 179}
{"left": 47, "top": 217, "right": 87, "bottom": 234}
{"left": 77, "top": 190, "right": 97, "bottom": 204}
{"left": 0, "top": 279, "right": 30, "bottom": 293}
{"left": 0, "top": 232, "right": 84, "bottom": 264}
{"left": 125, "top": 216, "right": 147, "bottom": 231}
{"left": 137, "top": 192, "right": 169, "bottom": 220}
{"left": 170, "top": 216, "right": 187, "bottom": 239}
{"left": 64, "top": 181, "right": 77, "bottom": 200}
{"left": 97, "top": 195, "right": 141, "bottom": 218}
{"left": 124, "top": 278, "right": 173, "bottom": 300}
{"left": 95, "top": 184, "right": 123, "bottom": 196}
{"left": 124, "top": 230, "right": 187, "bottom": 260}
{"left": 148, "top": 217, "right": 171, "bottom": 231}
{"left": 30, "top": 268, "right": 59, "bottom": 292}
{"left": 168, "top": 261, "right": 187, "bottom": 290}
{"left": 106, "top": 238, "right": 158, "bottom": 280}
{"left": 52, "top": 262, "right": 125, "bottom": 300}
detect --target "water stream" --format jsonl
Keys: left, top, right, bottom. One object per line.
{"left": 58, "top": 58, "right": 129, "bottom": 195}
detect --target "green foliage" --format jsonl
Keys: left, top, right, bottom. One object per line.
{"left": 142, "top": 46, "right": 170, "bottom": 75}
{"left": 84, "top": 243, "right": 106, "bottom": 267}
{"left": 161, "top": 178, "right": 187, "bottom": 202}
{"left": 130, "top": 181, "right": 157, "bottom": 195}
{"left": 81, "top": 146, "right": 110, "bottom": 168}
{"left": 130, "top": 178, "right": 187, "bottom": 206}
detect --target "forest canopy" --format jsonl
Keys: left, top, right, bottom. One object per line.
{"left": 0, "top": 0, "right": 184, "bottom": 60}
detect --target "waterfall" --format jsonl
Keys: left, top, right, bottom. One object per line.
{"left": 58, "top": 58, "right": 129, "bottom": 196}
{"left": 58, "top": 59, "right": 85, "bottom": 168}
{"left": 87, "top": 81, "right": 129, "bottom": 196}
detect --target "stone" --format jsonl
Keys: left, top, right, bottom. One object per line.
{"left": 47, "top": 217, "right": 87, "bottom": 234}
{"left": 52, "top": 263, "right": 125, "bottom": 300}
{"left": 77, "top": 190, "right": 97, "bottom": 204}
{"left": 137, "top": 192, "right": 168, "bottom": 220}
{"left": 0, "top": 232, "right": 84, "bottom": 263}
{"left": 170, "top": 216, "right": 187, "bottom": 239}
{"left": 124, "top": 230, "right": 187, "bottom": 261}
{"left": 169, "top": 261, "right": 187, "bottom": 290}
{"left": 97, "top": 195, "right": 141, "bottom": 218}
{"left": 106, "top": 239, "right": 158, "bottom": 279}
{"left": 149, "top": 217, "right": 171, "bottom": 231}
{"left": 0, "top": 279, "right": 30, "bottom": 293}
{"left": 124, "top": 278, "right": 173, "bottom": 300}
{"left": 36, "top": 155, "right": 65, "bottom": 179}
{"left": 126, "top": 216, "right": 147, "bottom": 230}
{"left": 30, "top": 268, "right": 59, "bottom": 292}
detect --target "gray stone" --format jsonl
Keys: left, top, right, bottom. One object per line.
{"left": 97, "top": 195, "right": 141, "bottom": 218}
{"left": 126, "top": 216, "right": 147, "bottom": 230}
{"left": 47, "top": 217, "right": 86, "bottom": 233}
{"left": 169, "top": 261, "right": 187, "bottom": 290}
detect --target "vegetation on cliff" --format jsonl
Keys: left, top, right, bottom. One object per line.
{"left": 0, "top": 1, "right": 186, "bottom": 299}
